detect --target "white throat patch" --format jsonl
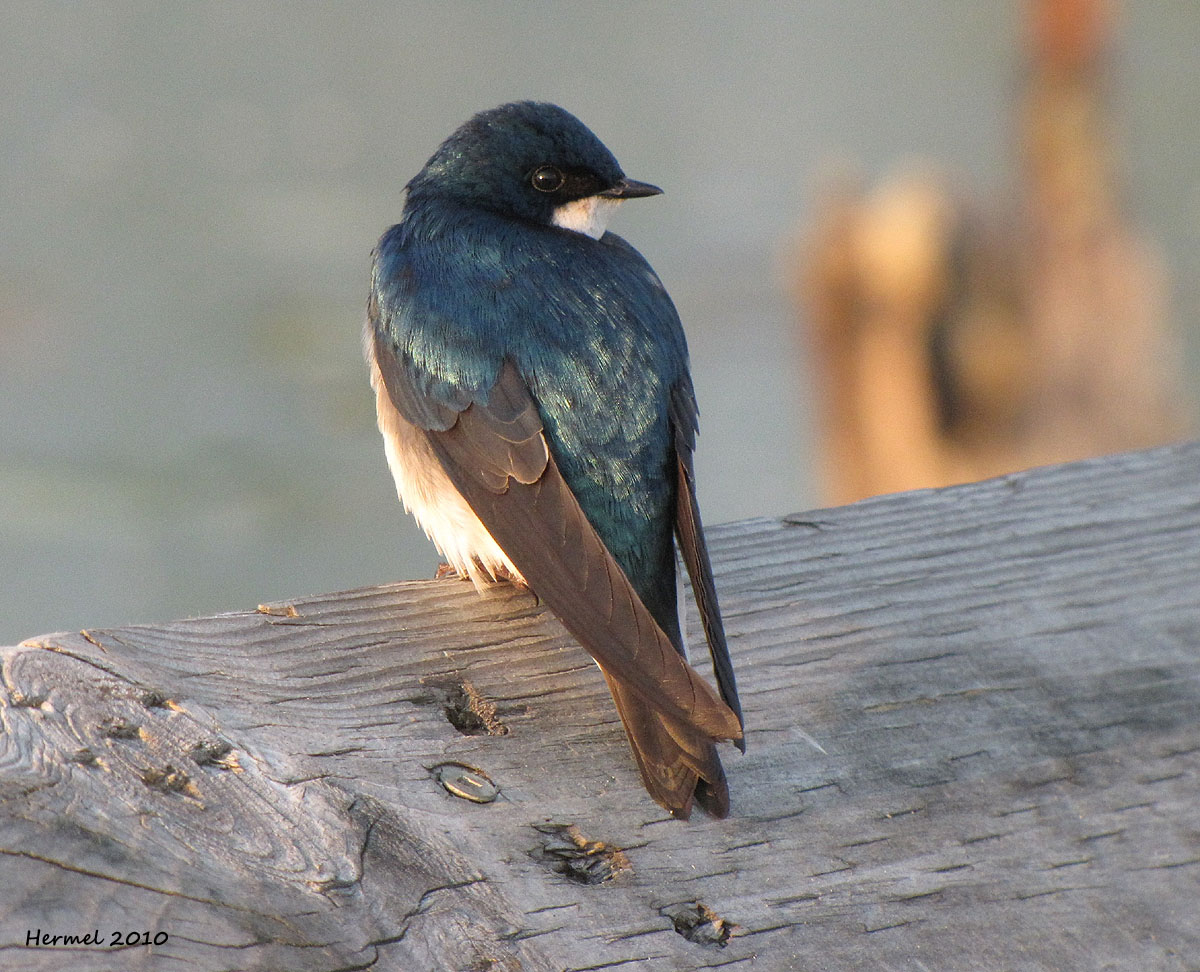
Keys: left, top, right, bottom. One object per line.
{"left": 551, "top": 196, "right": 621, "bottom": 240}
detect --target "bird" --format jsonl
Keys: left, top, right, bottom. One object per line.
{"left": 364, "top": 101, "right": 743, "bottom": 818}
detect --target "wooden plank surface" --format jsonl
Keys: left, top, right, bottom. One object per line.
{"left": 2, "top": 442, "right": 1198, "bottom": 971}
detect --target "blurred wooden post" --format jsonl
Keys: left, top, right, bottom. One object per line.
{"left": 800, "top": 173, "right": 957, "bottom": 501}
{"left": 796, "top": 0, "right": 1191, "bottom": 506}
{"left": 1021, "top": 0, "right": 1185, "bottom": 457}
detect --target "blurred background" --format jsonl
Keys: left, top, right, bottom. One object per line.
{"left": 2, "top": 1, "right": 1196, "bottom": 642}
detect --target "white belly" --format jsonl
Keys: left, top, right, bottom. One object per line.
{"left": 366, "top": 333, "right": 524, "bottom": 587}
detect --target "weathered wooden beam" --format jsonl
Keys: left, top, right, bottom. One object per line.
{"left": 2, "top": 442, "right": 1198, "bottom": 970}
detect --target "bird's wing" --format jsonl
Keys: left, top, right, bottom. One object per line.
{"left": 601, "top": 670, "right": 730, "bottom": 819}
{"left": 669, "top": 379, "right": 745, "bottom": 750}
{"left": 373, "top": 329, "right": 742, "bottom": 742}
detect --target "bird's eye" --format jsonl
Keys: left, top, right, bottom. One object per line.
{"left": 530, "top": 165, "right": 565, "bottom": 193}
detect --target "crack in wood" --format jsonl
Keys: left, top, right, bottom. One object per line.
{"left": 564, "top": 955, "right": 672, "bottom": 971}
{"left": 78, "top": 629, "right": 107, "bottom": 651}
{"left": 0, "top": 847, "right": 250, "bottom": 910}
{"left": 1078, "top": 829, "right": 1124, "bottom": 843}
{"left": 501, "top": 923, "right": 567, "bottom": 942}
{"left": 928, "top": 862, "right": 972, "bottom": 874}
{"left": 890, "top": 887, "right": 946, "bottom": 903}
{"left": 995, "top": 803, "right": 1039, "bottom": 817}
{"left": 1043, "top": 858, "right": 1093, "bottom": 870}
{"left": 1011, "top": 885, "right": 1099, "bottom": 900}
{"left": 961, "top": 831, "right": 1012, "bottom": 845}
{"left": 1131, "top": 858, "right": 1200, "bottom": 871}
{"left": 524, "top": 902, "right": 579, "bottom": 915}
{"left": 863, "top": 917, "right": 926, "bottom": 934}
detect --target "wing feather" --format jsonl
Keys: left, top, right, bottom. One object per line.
{"left": 670, "top": 381, "right": 746, "bottom": 750}
{"left": 380, "top": 359, "right": 742, "bottom": 742}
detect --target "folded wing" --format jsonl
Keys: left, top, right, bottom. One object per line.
{"left": 373, "top": 330, "right": 742, "bottom": 813}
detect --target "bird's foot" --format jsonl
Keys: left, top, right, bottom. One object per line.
{"left": 491, "top": 564, "right": 523, "bottom": 586}
{"left": 434, "top": 561, "right": 531, "bottom": 596}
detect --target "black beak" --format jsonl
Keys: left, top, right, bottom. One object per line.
{"left": 599, "top": 177, "right": 663, "bottom": 199}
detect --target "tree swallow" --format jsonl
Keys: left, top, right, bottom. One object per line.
{"left": 365, "top": 101, "right": 744, "bottom": 818}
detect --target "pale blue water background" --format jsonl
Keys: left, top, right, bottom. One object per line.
{"left": 2, "top": 3, "right": 1197, "bottom": 641}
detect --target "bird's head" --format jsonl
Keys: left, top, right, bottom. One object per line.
{"left": 405, "top": 101, "right": 661, "bottom": 239}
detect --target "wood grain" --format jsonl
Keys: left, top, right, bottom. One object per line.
{"left": 2, "top": 442, "right": 1198, "bottom": 970}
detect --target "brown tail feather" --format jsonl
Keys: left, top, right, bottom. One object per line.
{"left": 603, "top": 671, "right": 731, "bottom": 819}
